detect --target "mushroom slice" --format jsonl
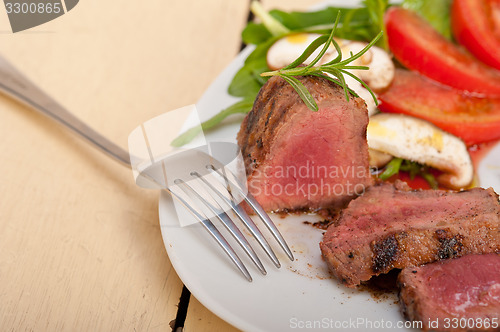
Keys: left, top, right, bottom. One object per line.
{"left": 369, "top": 149, "right": 393, "bottom": 168}
{"left": 320, "top": 41, "right": 395, "bottom": 92}
{"left": 367, "top": 113, "right": 473, "bottom": 189}
{"left": 340, "top": 42, "right": 395, "bottom": 92}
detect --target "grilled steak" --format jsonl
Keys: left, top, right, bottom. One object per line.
{"left": 320, "top": 181, "right": 500, "bottom": 288}
{"left": 398, "top": 254, "right": 500, "bottom": 331}
{"left": 237, "top": 75, "right": 373, "bottom": 212}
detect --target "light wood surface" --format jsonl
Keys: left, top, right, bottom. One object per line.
{"left": 0, "top": 1, "right": 319, "bottom": 331}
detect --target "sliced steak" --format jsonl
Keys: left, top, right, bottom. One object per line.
{"left": 237, "top": 75, "right": 373, "bottom": 212}
{"left": 398, "top": 254, "right": 500, "bottom": 331}
{"left": 320, "top": 181, "right": 500, "bottom": 288}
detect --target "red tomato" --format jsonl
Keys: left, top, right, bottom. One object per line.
{"left": 385, "top": 6, "right": 500, "bottom": 97}
{"left": 452, "top": 0, "right": 500, "bottom": 70}
{"left": 378, "top": 69, "right": 500, "bottom": 146}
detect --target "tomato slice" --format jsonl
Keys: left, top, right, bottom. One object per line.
{"left": 452, "top": 0, "right": 500, "bottom": 70}
{"left": 385, "top": 6, "right": 500, "bottom": 97}
{"left": 378, "top": 69, "right": 500, "bottom": 146}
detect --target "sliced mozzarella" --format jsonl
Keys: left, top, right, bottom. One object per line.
{"left": 367, "top": 113, "right": 473, "bottom": 189}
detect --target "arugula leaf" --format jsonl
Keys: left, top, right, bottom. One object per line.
{"left": 379, "top": 157, "right": 403, "bottom": 180}
{"left": 379, "top": 158, "right": 439, "bottom": 189}
{"left": 227, "top": 35, "right": 278, "bottom": 99}
{"left": 363, "top": 0, "right": 389, "bottom": 50}
{"left": 270, "top": 7, "right": 354, "bottom": 30}
{"left": 402, "top": 0, "right": 453, "bottom": 40}
{"left": 228, "top": 57, "right": 269, "bottom": 98}
{"left": 242, "top": 22, "right": 272, "bottom": 45}
{"left": 399, "top": 160, "right": 421, "bottom": 180}
{"left": 242, "top": 6, "right": 379, "bottom": 47}
{"left": 268, "top": 7, "right": 378, "bottom": 41}
{"left": 245, "top": 36, "right": 279, "bottom": 63}
{"left": 335, "top": 8, "right": 374, "bottom": 41}
{"left": 170, "top": 99, "right": 254, "bottom": 147}
{"left": 421, "top": 172, "right": 439, "bottom": 190}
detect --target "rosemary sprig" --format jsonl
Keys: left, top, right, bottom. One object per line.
{"left": 260, "top": 12, "right": 382, "bottom": 112}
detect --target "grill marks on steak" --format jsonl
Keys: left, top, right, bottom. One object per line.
{"left": 371, "top": 229, "right": 471, "bottom": 274}
{"left": 319, "top": 181, "right": 500, "bottom": 288}
{"left": 372, "top": 234, "right": 400, "bottom": 273}
{"left": 398, "top": 254, "right": 500, "bottom": 331}
{"left": 237, "top": 75, "right": 373, "bottom": 212}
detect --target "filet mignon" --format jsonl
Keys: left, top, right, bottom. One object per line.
{"left": 398, "top": 254, "right": 500, "bottom": 331}
{"left": 320, "top": 181, "right": 500, "bottom": 288}
{"left": 237, "top": 75, "right": 373, "bottom": 212}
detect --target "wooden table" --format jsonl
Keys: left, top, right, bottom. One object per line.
{"left": 0, "top": 1, "right": 321, "bottom": 331}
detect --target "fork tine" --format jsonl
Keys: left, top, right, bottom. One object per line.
{"left": 174, "top": 178, "right": 267, "bottom": 276}
{"left": 243, "top": 192, "right": 295, "bottom": 261}
{"left": 192, "top": 171, "right": 281, "bottom": 268}
{"left": 231, "top": 203, "right": 281, "bottom": 267}
{"left": 166, "top": 186, "right": 253, "bottom": 282}
{"left": 207, "top": 165, "right": 295, "bottom": 262}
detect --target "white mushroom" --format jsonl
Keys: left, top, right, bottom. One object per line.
{"left": 369, "top": 149, "right": 393, "bottom": 168}
{"left": 338, "top": 42, "right": 395, "bottom": 92}
{"left": 367, "top": 113, "right": 473, "bottom": 189}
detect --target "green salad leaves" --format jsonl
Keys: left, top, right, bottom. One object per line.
{"left": 174, "top": 0, "right": 389, "bottom": 146}
{"left": 172, "top": 0, "right": 443, "bottom": 188}
{"left": 402, "top": 0, "right": 453, "bottom": 40}
{"left": 379, "top": 158, "right": 439, "bottom": 189}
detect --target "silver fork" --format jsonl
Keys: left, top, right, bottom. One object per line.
{"left": 0, "top": 54, "right": 294, "bottom": 281}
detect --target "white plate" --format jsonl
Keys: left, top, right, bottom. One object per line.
{"left": 159, "top": 2, "right": 500, "bottom": 331}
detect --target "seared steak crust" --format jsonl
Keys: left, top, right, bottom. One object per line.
{"left": 238, "top": 76, "right": 363, "bottom": 171}
{"left": 237, "top": 75, "right": 373, "bottom": 212}
{"left": 398, "top": 254, "right": 500, "bottom": 331}
{"left": 320, "top": 181, "right": 500, "bottom": 287}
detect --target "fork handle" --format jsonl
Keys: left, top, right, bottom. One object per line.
{"left": 0, "top": 55, "right": 131, "bottom": 167}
